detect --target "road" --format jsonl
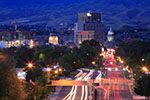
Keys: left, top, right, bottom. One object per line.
{"left": 50, "top": 69, "right": 100, "bottom": 100}
{"left": 97, "top": 57, "right": 133, "bottom": 100}
{"left": 50, "top": 49, "right": 133, "bottom": 100}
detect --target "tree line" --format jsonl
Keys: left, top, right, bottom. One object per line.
{"left": 0, "top": 39, "right": 103, "bottom": 100}
{"left": 115, "top": 40, "right": 150, "bottom": 99}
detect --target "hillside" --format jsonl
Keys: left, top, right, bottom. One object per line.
{"left": 0, "top": 0, "right": 150, "bottom": 29}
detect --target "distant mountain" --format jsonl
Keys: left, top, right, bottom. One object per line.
{"left": 0, "top": 0, "right": 150, "bottom": 29}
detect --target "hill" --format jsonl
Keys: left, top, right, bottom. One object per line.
{"left": 0, "top": 0, "right": 150, "bottom": 29}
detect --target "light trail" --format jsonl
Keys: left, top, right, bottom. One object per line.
{"left": 63, "top": 70, "right": 93, "bottom": 100}
{"left": 63, "top": 71, "right": 85, "bottom": 100}
{"left": 80, "top": 70, "right": 93, "bottom": 100}
{"left": 96, "top": 71, "right": 102, "bottom": 80}
{"left": 80, "top": 86, "right": 84, "bottom": 100}
{"left": 75, "top": 70, "right": 83, "bottom": 78}
{"left": 63, "top": 86, "right": 75, "bottom": 100}
{"left": 113, "top": 71, "right": 117, "bottom": 100}
{"left": 84, "top": 85, "right": 88, "bottom": 100}
{"left": 116, "top": 71, "right": 120, "bottom": 100}
{"left": 107, "top": 67, "right": 111, "bottom": 100}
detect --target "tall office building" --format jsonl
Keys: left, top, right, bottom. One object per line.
{"left": 74, "top": 12, "right": 104, "bottom": 46}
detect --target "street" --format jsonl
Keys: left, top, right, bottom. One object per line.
{"left": 50, "top": 50, "right": 133, "bottom": 100}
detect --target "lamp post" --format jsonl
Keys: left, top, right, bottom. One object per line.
{"left": 27, "top": 63, "right": 33, "bottom": 68}
{"left": 92, "top": 61, "right": 96, "bottom": 65}
{"left": 46, "top": 68, "right": 51, "bottom": 83}
{"left": 142, "top": 66, "right": 150, "bottom": 75}
{"left": 142, "top": 66, "right": 148, "bottom": 72}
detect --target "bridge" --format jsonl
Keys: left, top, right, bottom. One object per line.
{"left": 48, "top": 79, "right": 133, "bottom": 86}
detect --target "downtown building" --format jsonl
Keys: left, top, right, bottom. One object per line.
{"left": 74, "top": 12, "right": 104, "bottom": 47}
{"left": 0, "top": 31, "right": 34, "bottom": 48}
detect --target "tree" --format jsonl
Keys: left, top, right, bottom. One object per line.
{"left": 60, "top": 53, "right": 82, "bottom": 72}
{"left": 14, "top": 46, "right": 35, "bottom": 68}
{"left": 134, "top": 74, "right": 150, "bottom": 100}
{"left": 145, "top": 53, "right": 150, "bottom": 66}
{"left": 26, "top": 67, "right": 43, "bottom": 82}
{"left": 36, "top": 46, "right": 68, "bottom": 66}
{"left": 25, "top": 73, "right": 55, "bottom": 100}
{"left": 79, "top": 39, "right": 102, "bottom": 68}
{"left": 80, "top": 39, "right": 100, "bottom": 49}
{"left": 0, "top": 54, "right": 27, "bottom": 100}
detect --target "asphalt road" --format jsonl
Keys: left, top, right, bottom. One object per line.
{"left": 50, "top": 53, "right": 133, "bottom": 100}
{"left": 98, "top": 58, "right": 133, "bottom": 100}
{"left": 50, "top": 69, "right": 97, "bottom": 100}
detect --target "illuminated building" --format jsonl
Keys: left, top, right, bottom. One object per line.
{"left": 49, "top": 35, "right": 59, "bottom": 45}
{"left": 29, "top": 39, "right": 34, "bottom": 48}
{"left": 74, "top": 12, "right": 104, "bottom": 47}
{"left": 75, "top": 31, "right": 95, "bottom": 46}
{"left": 107, "top": 28, "right": 114, "bottom": 42}
{"left": 0, "top": 31, "right": 33, "bottom": 48}
{"left": 105, "top": 28, "right": 115, "bottom": 48}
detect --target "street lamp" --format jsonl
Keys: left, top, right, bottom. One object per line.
{"left": 58, "top": 68, "right": 62, "bottom": 72}
{"left": 142, "top": 58, "right": 145, "bottom": 62}
{"left": 46, "top": 68, "right": 51, "bottom": 72}
{"left": 92, "top": 61, "right": 96, "bottom": 65}
{"left": 27, "top": 63, "right": 33, "bottom": 68}
{"left": 46, "top": 68, "right": 51, "bottom": 83}
{"left": 142, "top": 66, "right": 148, "bottom": 72}
{"left": 54, "top": 70, "right": 58, "bottom": 74}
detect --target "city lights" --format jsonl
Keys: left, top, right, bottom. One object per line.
{"left": 118, "top": 56, "right": 124, "bottom": 63}
{"left": 115, "top": 68, "right": 118, "bottom": 71}
{"left": 108, "top": 68, "right": 112, "bottom": 71}
{"left": 123, "top": 68, "right": 126, "bottom": 72}
{"left": 58, "top": 68, "right": 62, "bottom": 72}
{"left": 54, "top": 70, "right": 58, "bottom": 74}
{"left": 92, "top": 61, "right": 96, "bottom": 65}
{"left": 27, "top": 63, "right": 33, "bottom": 68}
{"left": 110, "top": 62, "right": 113, "bottom": 65}
{"left": 46, "top": 68, "right": 51, "bottom": 72}
{"left": 142, "top": 66, "right": 148, "bottom": 72}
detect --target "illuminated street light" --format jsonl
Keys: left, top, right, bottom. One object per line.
{"left": 27, "top": 63, "right": 33, "bottom": 68}
{"left": 46, "top": 68, "right": 51, "bottom": 72}
{"left": 99, "top": 53, "right": 103, "bottom": 56}
{"left": 92, "top": 61, "right": 96, "bottom": 65}
{"left": 142, "top": 58, "right": 144, "bottom": 62}
{"left": 125, "top": 66, "right": 130, "bottom": 73}
{"left": 54, "top": 70, "right": 58, "bottom": 74}
{"left": 142, "top": 66, "right": 148, "bottom": 72}
{"left": 58, "top": 68, "right": 62, "bottom": 72}
{"left": 120, "top": 60, "right": 124, "bottom": 63}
